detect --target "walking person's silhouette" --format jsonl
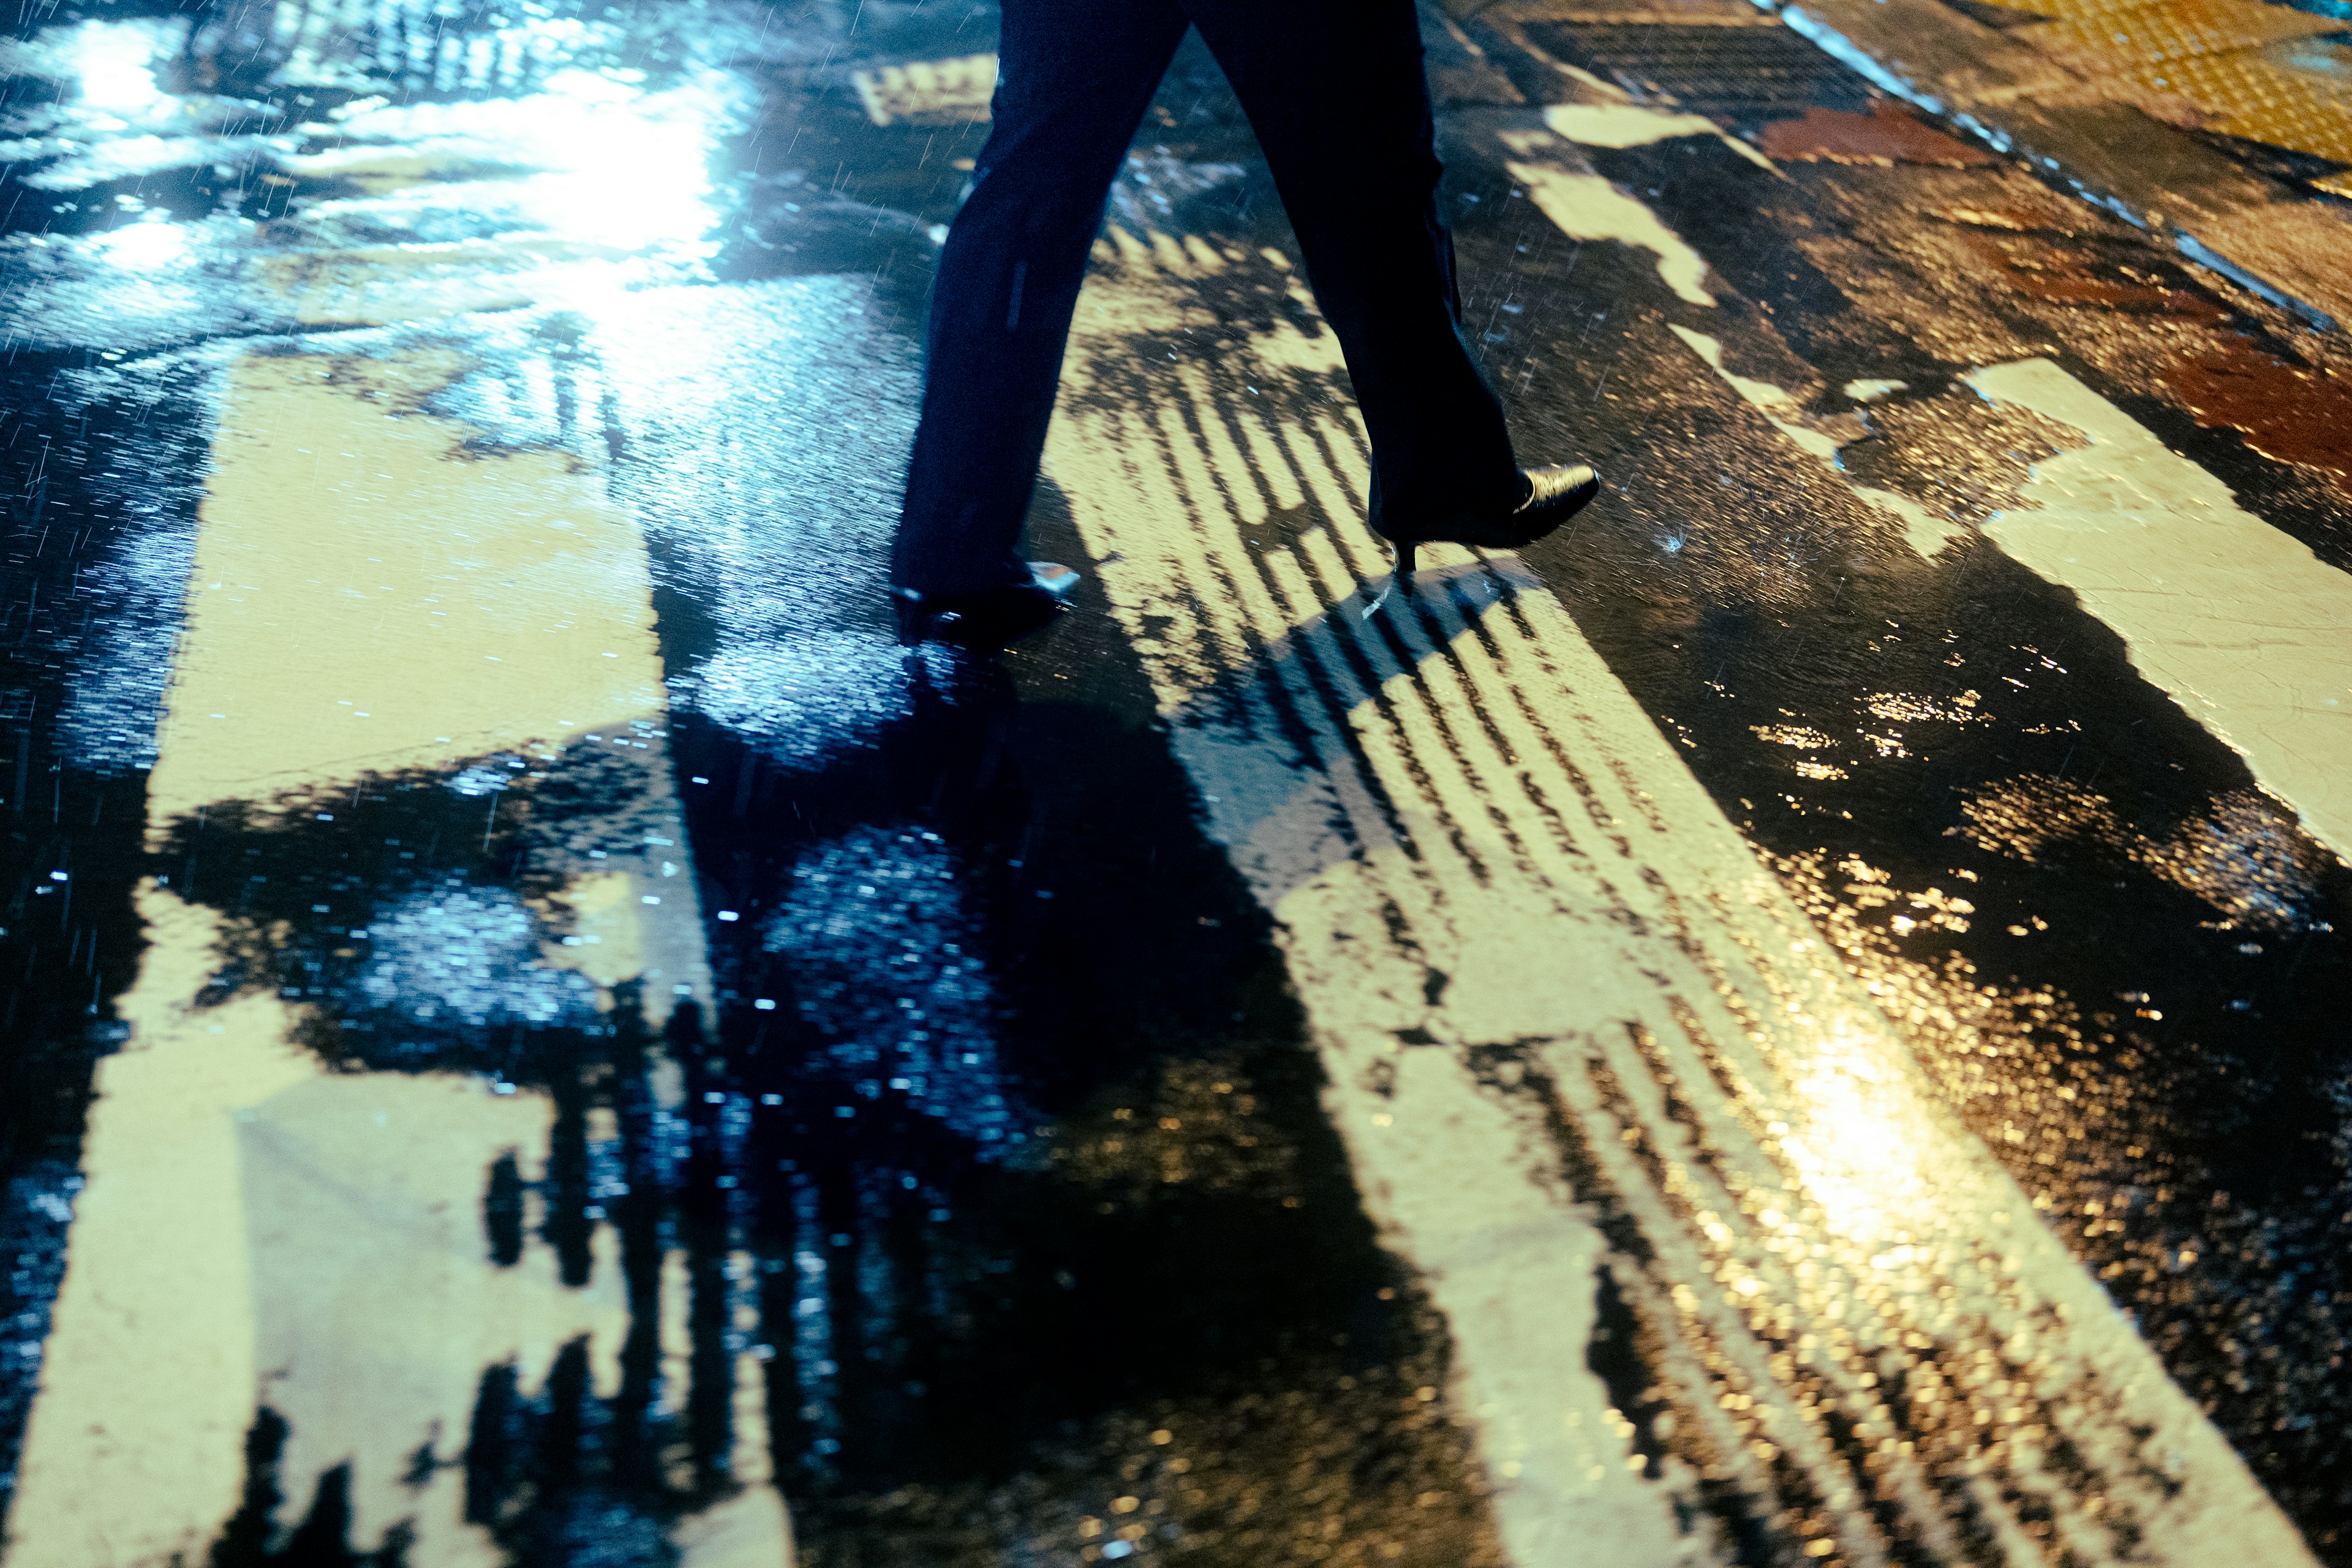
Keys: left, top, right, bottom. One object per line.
{"left": 889, "top": 0, "right": 1599, "bottom": 650}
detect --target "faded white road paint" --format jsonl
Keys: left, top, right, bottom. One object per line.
{"left": 1967, "top": 358, "right": 2352, "bottom": 863}
{"left": 1041, "top": 229, "right": 2321, "bottom": 1567}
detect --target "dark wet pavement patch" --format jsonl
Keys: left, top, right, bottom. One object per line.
{"left": 652, "top": 685, "right": 1510, "bottom": 1559}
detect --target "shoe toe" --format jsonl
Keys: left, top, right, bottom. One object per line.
{"left": 1027, "top": 561, "right": 1083, "bottom": 600}
{"left": 1526, "top": 462, "right": 1599, "bottom": 507}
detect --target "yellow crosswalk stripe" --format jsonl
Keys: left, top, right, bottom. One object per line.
{"left": 1041, "top": 226, "right": 2321, "bottom": 1568}
{"left": 6, "top": 340, "right": 782, "bottom": 1566}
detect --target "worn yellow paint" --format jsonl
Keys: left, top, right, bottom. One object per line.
{"left": 7, "top": 339, "right": 779, "bottom": 1567}
{"left": 1506, "top": 160, "right": 1716, "bottom": 306}
{"left": 4, "top": 884, "right": 317, "bottom": 1568}
{"left": 7, "top": 890, "right": 644, "bottom": 1567}
{"left": 1540, "top": 103, "right": 1784, "bottom": 174}
{"left": 145, "top": 348, "right": 664, "bottom": 829}
{"left": 535, "top": 869, "right": 652, "bottom": 993}
{"left": 1669, "top": 325, "right": 1969, "bottom": 556}
{"left": 241, "top": 1073, "right": 631, "bottom": 1564}
{"left": 1967, "top": 357, "right": 2352, "bottom": 863}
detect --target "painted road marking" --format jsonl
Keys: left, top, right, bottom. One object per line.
{"left": 1043, "top": 230, "right": 2319, "bottom": 1566}
{"left": 1541, "top": 103, "right": 1785, "bottom": 176}
{"left": 5, "top": 344, "right": 783, "bottom": 1567}
{"left": 143, "top": 349, "right": 665, "bottom": 824}
{"left": 1668, "top": 322, "right": 1968, "bottom": 557}
{"left": 1536, "top": 112, "right": 2351, "bottom": 868}
{"left": 1506, "top": 159, "right": 1717, "bottom": 307}
{"left": 1966, "top": 359, "right": 2352, "bottom": 864}
{"left": 1668, "top": 277, "right": 2346, "bottom": 867}
{"left": 4, "top": 890, "right": 317, "bottom": 1568}
{"left": 236, "top": 1055, "right": 631, "bottom": 1568}
{"left": 851, "top": 54, "right": 997, "bottom": 127}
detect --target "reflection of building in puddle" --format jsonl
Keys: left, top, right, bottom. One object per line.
{"left": 767, "top": 826, "right": 1021, "bottom": 1152}
{"left": 359, "top": 881, "right": 597, "bottom": 1031}
{"left": 7, "top": 342, "right": 785, "bottom": 1562}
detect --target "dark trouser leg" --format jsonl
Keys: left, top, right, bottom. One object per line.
{"left": 892, "top": 0, "right": 1189, "bottom": 597}
{"left": 1183, "top": 0, "right": 1521, "bottom": 526}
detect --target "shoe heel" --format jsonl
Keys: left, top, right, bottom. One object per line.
{"left": 1362, "top": 540, "right": 1416, "bottom": 617}
{"left": 890, "top": 589, "right": 928, "bottom": 649}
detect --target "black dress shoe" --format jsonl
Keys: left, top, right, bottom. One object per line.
{"left": 1370, "top": 463, "right": 1601, "bottom": 605}
{"left": 891, "top": 562, "right": 1082, "bottom": 651}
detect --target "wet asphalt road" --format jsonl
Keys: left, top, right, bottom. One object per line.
{"left": 2, "top": 0, "right": 2351, "bottom": 1564}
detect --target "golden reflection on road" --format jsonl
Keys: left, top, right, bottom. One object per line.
{"left": 1781, "top": 1020, "right": 1944, "bottom": 1250}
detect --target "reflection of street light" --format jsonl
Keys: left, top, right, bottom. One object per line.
{"left": 521, "top": 69, "right": 733, "bottom": 254}
{"left": 58, "top": 19, "right": 171, "bottom": 114}
{"left": 1781, "top": 1015, "right": 1943, "bottom": 1249}
{"left": 98, "top": 214, "right": 192, "bottom": 271}
{"left": 323, "top": 67, "right": 740, "bottom": 260}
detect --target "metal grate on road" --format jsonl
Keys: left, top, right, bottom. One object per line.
{"left": 1520, "top": 16, "right": 1875, "bottom": 127}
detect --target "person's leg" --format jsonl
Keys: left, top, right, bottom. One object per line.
{"left": 1179, "top": 0, "right": 1523, "bottom": 527}
{"left": 893, "top": 0, "right": 1189, "bottom": 598}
